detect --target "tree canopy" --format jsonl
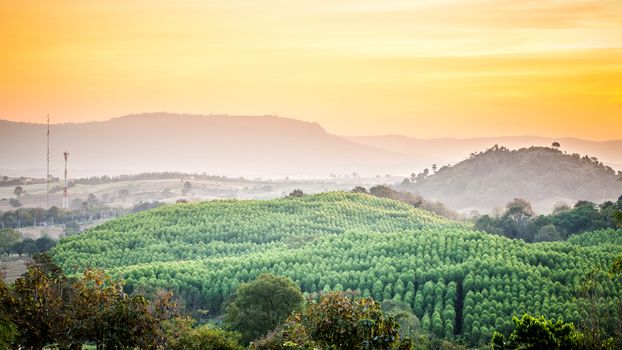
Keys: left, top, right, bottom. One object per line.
{"left": 225, "top": 274, "right": 304, "bottom": 344}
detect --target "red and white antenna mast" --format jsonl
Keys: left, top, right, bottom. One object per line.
{"left": 63, "top": 151, "right": 69, "bottom": 209}
{"left": 46, "top": 114, "right": 50, "bottom": 208}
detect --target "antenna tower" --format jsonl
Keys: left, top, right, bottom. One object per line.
{"left": 63, "top": 151, "right": 69, "bottom": 209}
{"left": 46, "top": 115, "right": 50, "bottom": 208}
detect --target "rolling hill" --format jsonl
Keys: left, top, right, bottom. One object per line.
{"left": 402, "top": 146, "right": 622, "bottom": 214}
{"left": 50, "top": 192, "right": 622, "bottom": 346}
{"left": 347, "top": 134, "right": 622, "bottom": 173}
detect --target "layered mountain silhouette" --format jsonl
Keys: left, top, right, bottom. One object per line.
{"left": 1, "top": 113, "right": 620, "bottom": 183}
{"left": 0, "top": 113, "right": 411, "bottom": 178}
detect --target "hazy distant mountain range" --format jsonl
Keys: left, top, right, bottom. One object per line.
{"left": 1, "top": 113, "right": 620, "bottom": 179}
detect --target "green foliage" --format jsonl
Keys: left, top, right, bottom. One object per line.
{"left": 250, "top": 314, "right": 317, "bottom": 350}
{"left": 6, "top": 262, "right": 68, "bottom": 349}
{"left": 1, "top": 257, "right": 180, "bottom": 349}
{"left": 491, "top": 314, "right": 583, "bottom": 350}
{"left": 225, "top": 274, "right": 304, "bottom": 344}
{"left": 474, "top": 197, "right": 622, "bottom": 242}
{"left": 0, "top": 315, "right": 17, "bottom": 350}
{"left": 304, "top": 292, "right": 399, "bottom": 349}
{"left": 254, "top": 292, "right": 399, "bottom": 350}
{"left": 171, "top": 324, "right": 242, "bottom": 350}
{"left": 381, "top": 300, "right": 420, "bottom": 339}
{"left": 50, "top": 193, "right": 622, "bottom": 345}
{"left": 0, "top": 278, "right": 17, "bottom": 350}
{"left": 0, "top": 228, "right": 21, "bottom": 255}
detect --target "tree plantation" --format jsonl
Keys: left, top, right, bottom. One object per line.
{"left": 47, "top": 192, "right": 622, "bottom": 347}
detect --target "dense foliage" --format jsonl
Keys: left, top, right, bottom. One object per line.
{"left": 225, "top": 274, "right": 304, "bottom": 344}
{"left": 357, "top": 185, "right": 461, "bottom": 220}
{"left": 491, "top": 314, "right": 584, "bottom": 350}
{"left": 169, "top": 324, "right": 243, "bottom": 350}
{"left": 475, "top": 197, "right": 622, "bottom": 242}
{"left": 0, "top": 228, "right": 56, "bottom": 257}
{"left": 50, "top": 193, "right": 622, "bottom": 346}
{"left": 252, "top": 292, "right": 400, "bottom": 350}
{"left": 0, "top": 255, "right": 183, "bottom": 349}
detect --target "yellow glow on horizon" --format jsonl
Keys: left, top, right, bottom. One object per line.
{"left": 1, "top": 0, "right": 621, "bottom": 139}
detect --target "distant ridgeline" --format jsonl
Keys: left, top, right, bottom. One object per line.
{"left": 50, "top": 193, "right": 622, "bottom": 346}
{"left": 401, "top": 146, "right": 622, "bottom": 213}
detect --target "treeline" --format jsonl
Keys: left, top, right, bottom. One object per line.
{"left": 353, "top": 185, "right": 462, "bottom": 220}
{"left": 0, "top": 175, "right": 57, "bottom": 188}
{"left": 474, "top": 197, "right": 622, "bottom": 242}
{"left": 65, "top": 172, "right": 247, "bottom": 187}
{"left": 0, "top": 228, "right": 56, "bottom": 256}
{"left": 0, "top": 206, "right": 106, "bottom": 229}
{"left": 0, "top": 201, "right": 165, "bottom": 230}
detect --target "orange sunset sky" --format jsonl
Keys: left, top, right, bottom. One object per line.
{"left": 1, "top": 0, "right": 621, "bottom": 140}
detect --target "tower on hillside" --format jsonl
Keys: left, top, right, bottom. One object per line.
{"left": 63, "top": 151, "right": 69, "bottom": 209}
{"left": 46, "top": 115, "right": 50, "bottom": 208}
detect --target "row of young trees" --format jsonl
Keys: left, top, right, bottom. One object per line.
{"left": 50, "top": 193, "right": 622, "bottom": 345}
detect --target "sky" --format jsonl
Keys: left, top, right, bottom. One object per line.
{"left": 1, "top": 0, "right": 621, "bottom": 140}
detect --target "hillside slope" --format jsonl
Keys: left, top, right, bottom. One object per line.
{"left": 347, "top": 135, "right": 622, "bottom": 172}
{"left": 403, "top": 146, "right": 622, "bottom": 214}
{"left": 0, "top": 114, "right": 410, "bottom": 178}
{"left": 50, "top": 192, "right": 621, "bottom": 346}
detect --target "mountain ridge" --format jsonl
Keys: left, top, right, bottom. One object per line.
{"left": 0, "top": 113, "right": 407, "bottom": 178}
{"left": 1, "top": 113, "right": 620, "bottom": 179}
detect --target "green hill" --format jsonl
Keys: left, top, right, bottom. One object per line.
{"left": 50, "top": 192, "right": 621, "bottom": 346}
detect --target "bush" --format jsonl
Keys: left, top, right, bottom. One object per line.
{"left": 172, "top": 325, "right": 242, "bottom": 350}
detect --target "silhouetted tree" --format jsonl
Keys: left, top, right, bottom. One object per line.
{"left": 13, "top": 186, "right": 24, "bottom": 197}
{"left": 287, "top": 189, "right": 305, "bottom": 198}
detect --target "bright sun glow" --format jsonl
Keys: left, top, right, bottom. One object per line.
{"left": 1, "top": 0, "right": 621, "bottom": 139}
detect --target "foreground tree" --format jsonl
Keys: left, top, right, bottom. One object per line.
{"left": 225, "top": 274, "right": 304, "bottom": 344}
{"left": 491, "top": 314, "right": 584, "bottom": 350}
{"left": 0, "top": 228, "right": 21, "bottom": 255}
{"left": 5, "top": 259, "right": 70, "bottom": 349}
{"left": 1, "top": 255, "right": 181, "bottom": 349}
{"left": 305, "top": 292, "right": 399, "bottom": 349}
{"left": 0, "top": 278, "right": 17, "bottom": 350}
{"left": 253, "top": 292, "right": 400, "bottom": 350}
{"left": 170, "top": 324, "right": 242, "bottom": 350}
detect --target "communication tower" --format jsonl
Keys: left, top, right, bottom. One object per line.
{"left": 63, "top": 151, "right": 69, "bottom": 209}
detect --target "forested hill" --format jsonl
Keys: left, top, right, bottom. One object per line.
{"left": 50, "top": 192, "right": 621, "bottom": 346}
{"left": 402, "top": 146, "right": 622, "bottom": 214}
